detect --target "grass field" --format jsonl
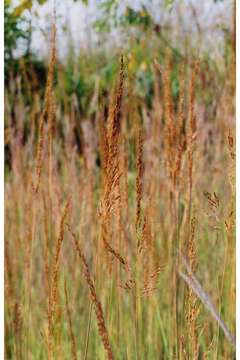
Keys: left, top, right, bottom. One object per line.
{"left": 4, "top": 2, "right": 236, "bottom": 359}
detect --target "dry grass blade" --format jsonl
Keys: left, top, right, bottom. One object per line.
{"left": 47, "top": 196, "right": 71, "bottom": 359}
{"left": 178, "top": 255, "right": 236, "bottom": 348}
{"left": 51, "top": 197, "right": 71, "bottom": 315}
{"left": 64, "top": 280, "right": 77, "bottom": 360}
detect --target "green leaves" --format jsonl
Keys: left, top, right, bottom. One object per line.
{"left": 4, "top": 2, "right": 28, "bottom": 73}
{"left": 13, "top": 0, "right": 33, "bottom": 16}
{"left": 122, "top": 6, "right": 152, "bottom": 29}
{"left": 164, "top": 0, "right": 174, "bottom": 11}
{"left": 73, "top": 0, "right": 88, "bottom": 3}
{"left": 4, "top": 0, "right": 12, "bottom": 6}
{"left": 94, "top": 0, "right": 119, "bottom": 32}
{"left": 12, "top": 0, "right": 66, "bottom": 16}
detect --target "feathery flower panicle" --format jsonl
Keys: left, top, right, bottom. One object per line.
{"left": 136, "top": 127, "right": 144, "bottom": 232}
{"left": 99, "top": 56, "right": 128, "bottom": 268}
{"left": 67, "top": 224, "right": 114, "bottom": 360}
{"left": 33, "top": 23, "right": 56, "bottom": 194}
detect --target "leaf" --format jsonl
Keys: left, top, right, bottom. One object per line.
{"left": 164, "top": 0, "right": 174, "bottom": 11}
{"left": 73, "top": 0, "right": 88, "bottom": 3}
{"left": 13, "top": 0, "right": 33, "bottom": 16}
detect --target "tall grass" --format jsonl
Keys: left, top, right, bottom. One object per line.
{"left": 4, "top": 14, "right": 235, "bottom": 360}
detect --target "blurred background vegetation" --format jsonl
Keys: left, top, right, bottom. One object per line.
{"left": 4, "top": 0, "right": 235, "bottom": 169}
{"left": 4, "top": 0, "right": 234, "bottom": 101}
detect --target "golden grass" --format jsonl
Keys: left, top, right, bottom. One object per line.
{"left": 4, "top": 17, "right": 235, "bottom": 360}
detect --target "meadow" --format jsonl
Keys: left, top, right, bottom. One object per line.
{"left": 4, "top": 1, "right": 236, "bottom": 359}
